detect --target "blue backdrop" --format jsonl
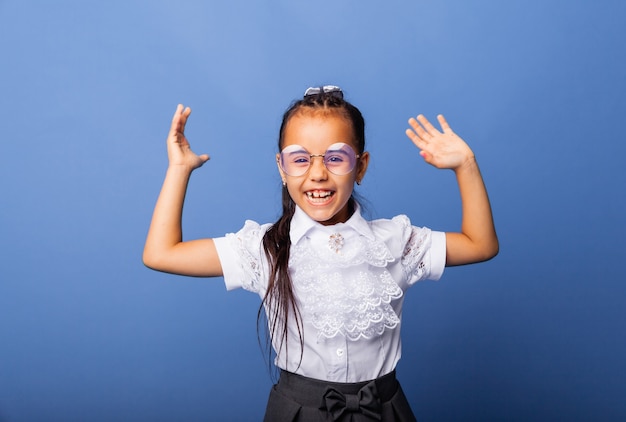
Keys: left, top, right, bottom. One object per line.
{"left": 1, "top": 1, "right": 625, "bottom": 421}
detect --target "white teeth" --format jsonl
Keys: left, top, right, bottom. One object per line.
{"left": 306, "top": 190, "right": 332, "bottom": 199}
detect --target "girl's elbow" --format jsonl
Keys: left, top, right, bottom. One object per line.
{"left": 142, "top": 253, "right": 155, "bottom": 270}
{"left": 142, "top": 249, "right": 163, "bottom": 271}
{"left": 482, "top": 238, "right": 499, "bottom": 261}
{"left": 469, "top": 238, "right": 499, "bottom": 264}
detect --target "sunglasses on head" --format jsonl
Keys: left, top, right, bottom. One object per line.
{"left": 303, "top": 85, "right": 344, "bottom": 99}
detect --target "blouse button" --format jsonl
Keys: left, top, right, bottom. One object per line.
{"left": 336, "top": 348, "right": 344, "bottom": 357}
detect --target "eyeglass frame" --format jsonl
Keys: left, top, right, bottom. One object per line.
{"left": 277, "top": 142, "right": 362, "bottom": 177}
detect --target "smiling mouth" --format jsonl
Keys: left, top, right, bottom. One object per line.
{"left": 306, "top": 190, "right": 334, "bottom": 203}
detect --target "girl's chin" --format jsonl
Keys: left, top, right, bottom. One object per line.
{"left": 303, "top": 206, "right": 349, "bottom": 226}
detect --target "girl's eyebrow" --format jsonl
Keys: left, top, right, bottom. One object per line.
{"left": 282, "top": 143, "right": 351, "bottom": 155}
{"left": 327, "top": 145, "right": 350, "bottom": 152}
{"left": 283, "top": 146, "right": 308, "bottom": 154}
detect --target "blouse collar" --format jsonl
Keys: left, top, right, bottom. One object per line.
{"left": 290, "top": 203, "right": 375, "bottom": 245}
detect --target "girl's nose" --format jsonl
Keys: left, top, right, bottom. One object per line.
{"left": 308, "top": 156, "right": 328, "bottom": 181}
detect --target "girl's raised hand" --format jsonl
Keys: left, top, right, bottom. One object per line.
{"left": 167, "top": 104, "right": 210, "bottom": 170}
{"left": 405, "top": 114, "right": 474, "bottom": 170}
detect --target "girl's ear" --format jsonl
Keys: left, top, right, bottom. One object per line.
{"left": 276, "top": 153, "right": 287, "bottom": 184}
{"left": 356, "top": 151, "right": 370, "bottom": 184}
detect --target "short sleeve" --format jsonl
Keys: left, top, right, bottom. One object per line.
{"left": 213, "top": 220, "right": 271, "bottom": 292}
{"left": 391, "top": 215, "right": 446, "bottom": 285}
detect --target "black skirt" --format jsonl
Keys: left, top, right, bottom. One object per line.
{"left": 263, "top": 370, "right": 417, "bottom": 422}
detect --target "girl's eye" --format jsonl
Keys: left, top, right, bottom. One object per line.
{"left": 291, "top": 155, "right": 310, "bottom": 165}
{"left": 326, "top": 153, "right": 346, "bottom": 163}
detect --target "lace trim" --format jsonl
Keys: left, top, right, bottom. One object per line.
{"left": 291, "top": 234, "right": 402, "bottom": 341}
{"left": 394, "top": 215, "right": 430, "bottom": 283}
{"left": 224, "top": 216, "right": 431, "bottom": 340}
{"left": 225, "top": 221, "right": 265, "bottom": 293}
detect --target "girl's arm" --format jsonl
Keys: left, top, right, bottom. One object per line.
{"left": 143, "top": 105, "right": 224, "bottom": 277}
{"left": 406, "top": 115, "right": 499, "bottom": 266}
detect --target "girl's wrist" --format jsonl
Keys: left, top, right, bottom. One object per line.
{"left": 453, "top": 154, "right": 478, "bottom": 173}
{"left": 166, "top": 163, "right": 195, "bottom": 177}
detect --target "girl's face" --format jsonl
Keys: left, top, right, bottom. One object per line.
{"left": 277, "top": 112, "right": 369, "bottom": 225}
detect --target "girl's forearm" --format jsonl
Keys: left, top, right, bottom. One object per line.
{"left": 143, "top": 166, "right": 193, "bottom": 268}
{"left": 446, "top": 157, "right": 499, "bottom": 266}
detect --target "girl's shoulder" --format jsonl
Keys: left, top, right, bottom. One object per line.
{"left": 367, "top": 214, "right": 413, "bottom": 234}
{"left": 366, "top": 214, "right": 434, "bottom": 249}
{"left": 225, "top": 219, "right": 273, "bottom": 248}
{"left": 365, "top": 214, "right": 414, "bottom": 247}
{"left": 239, "top": 219, "right": 273, "bottom": 233}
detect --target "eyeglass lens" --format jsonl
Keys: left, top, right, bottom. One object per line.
{"left": 279, "top": 143, "right": 358, "bottom": 177}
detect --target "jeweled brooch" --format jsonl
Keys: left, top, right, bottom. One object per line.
{"left": 328, "top": 233, "right": 344, "bottom": 253}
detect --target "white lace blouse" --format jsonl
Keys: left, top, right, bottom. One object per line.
{"left": 213, "top": 205, "right": 446, "bottom": 383}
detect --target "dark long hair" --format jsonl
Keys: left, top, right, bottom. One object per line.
{"left": 259, "top": 89, "right": 366, "bottom": 372}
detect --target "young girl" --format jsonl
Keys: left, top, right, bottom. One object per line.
{"left": 143, "top": 86, "right": 498, "bottom": 421}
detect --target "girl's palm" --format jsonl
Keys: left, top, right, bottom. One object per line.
{"left": 167, "top": 104, "right": 209, "bottom": 170}
{"left": 406, "top": 114, "right": 473, "bottom": 170}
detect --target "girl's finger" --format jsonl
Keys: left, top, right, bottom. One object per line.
{"left": 406, "top": 128, "right": 427, "bottom": 149}
{"left": 437, "top": 114, "right": 452, "bottom": 133}
{"left": 408, "top": 117, "right": 429, "bottom": 141}
{"left": 169, "top": 104, "right": 183, "bottom": 135}
{"left": 179, "top": 106, "right": 191, "bottom": 130}
{"left": 169, "top": 104, "right": 191, "bottom": 136}
{"left": 417, "top": 114, "right": 440, "bottom": 136}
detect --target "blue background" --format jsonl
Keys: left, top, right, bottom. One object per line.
{"left": 1, "top": 1, "right": 625, "bottom": 421}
